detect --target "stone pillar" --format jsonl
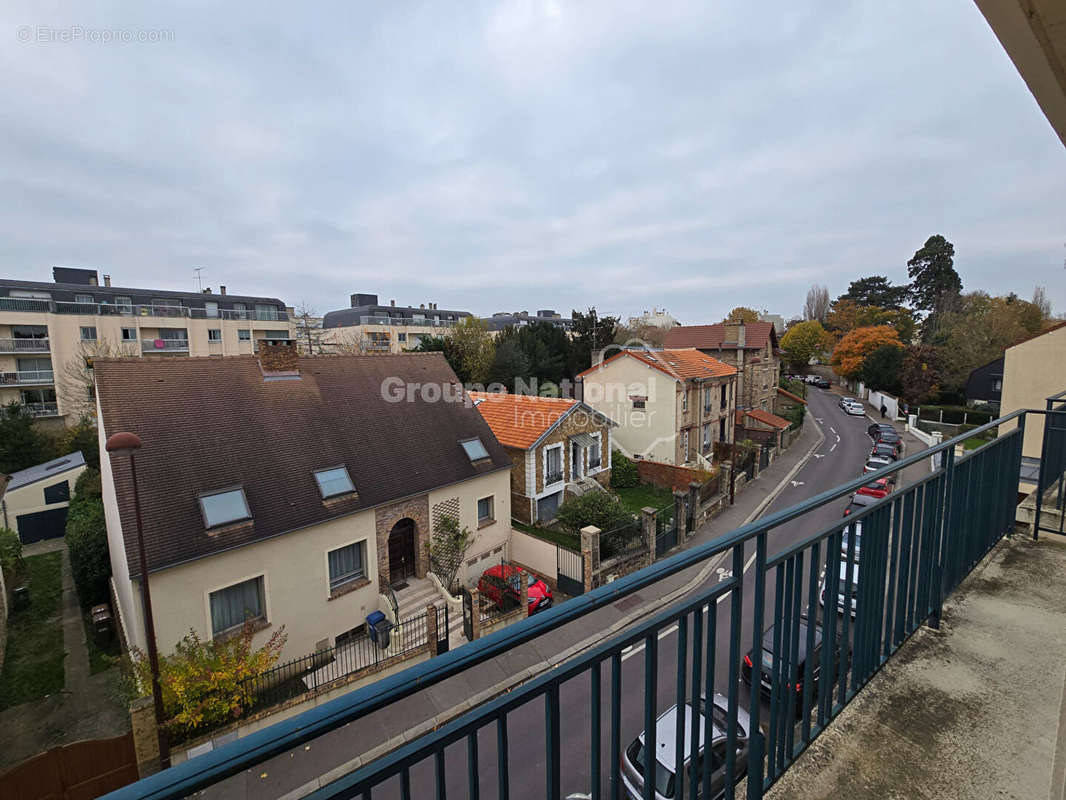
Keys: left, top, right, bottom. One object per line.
{"left": 688, "top": 481, "right": 701, "bottom": 536}
{"left": 580, "top": 525, "right": 602, "bottom": 576}
{"left": 673, "top": 489, "right": 687, "bottom": 538}
{"left": 130, "top": 696, "right": 160, "bottom": 777}
{"left": 642, "top": 506, "right": 657, "bottom": 567}
{"left": 469, "top": 588, "right": 481, "bottom": 641}
{"left": 426, "top": 604, "right": 439, "bottom": 656}
{"left": 582, "top": 550, "right": 594, "bottom": 593}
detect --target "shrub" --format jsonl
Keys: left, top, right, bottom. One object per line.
{"left": 555, "top": 491, "right": 633, "bottom": 537}
{"left": 65, "top": 482, "right": 110, "bottom": 608}
{"left": 428, "top": 514, "right": 474, "bottom": 593}
{"left": 74, "top": 466, "right": 102, "bottom": 499}
{"left": 133, "top": 621, "right": 287, "bottom": 740}
{"left": 609, "top": 450, "right": 639, "bottom": 489}
{"left": 0, "top": 527, "right": 22, "bottom": 575}
{"left": 784, "top": 403, "right": 805, "bottom": 430}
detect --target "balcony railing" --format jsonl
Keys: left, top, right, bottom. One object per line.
{"left": 546, "top": 469, "right": 564, "bottom": 485}
{"left": 358, "top": 315, "right": 459, "bottom": 328}
{"left": 140, "top": 339, "right": 189, "bottom": 352}
{"left": 0, "top": 370, "right": 54, "bottom": 385}
{"left": 24, "top": 401, "right": 59, "bottom": 417}
{"left": 0, "top": 337, "right": 50, "bottom": 353}
{"left": 0, "top": 296, "right": 287, "bottom": 322}
{"left": 103, "top": 407, "right": 1054, "bottom": 800}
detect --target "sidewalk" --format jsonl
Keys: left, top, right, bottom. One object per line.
{"left": 207, "top": 413, "right": 826, "bottom": 799}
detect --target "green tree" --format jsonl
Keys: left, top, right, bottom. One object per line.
{"left": 570, "top": 308, "right": 619, "bottom": 376}
{"left": 515, "top": 322, "right": 571, "bottom": 387}
{"left": 555, "top": 491, "right": 632, "bottom": 537}
{"left": 65, "top": 469, "right": 111, "bottom": 608}
{"left": 486, "top": 331, "right": 531, "bottom": 392}
{"left": 907, "top": 235, "right": 962, "bottom": 337}
{"left": 860, "top": 344, "right": 904, "bottom": 394}
{"left": 448, "top": 317, "right": 495, "bottom": 385}
{"left": 0, "top": 402, "right": 47, "bottom": 474}
{"left": 779, "top": 320, "right": 828, "bottom": 371}
{"left": 900, "top": 345, "right": 941, "bottom": 404}
{"left": 722, "top": 307, "right": 761, "bottom": 324}
{"left": 62, "top": 415, "right": 100, "bottom": 471}
{"left": 839, "top": 276, "right": 909, "bottom": 310}
{"left": 609, "top": 450, "right": 639, "bottom": 489}
{"left": 414, "top": 334, "right": 465, "bottom": 382}
{"left": 0, "top": 527, "right": 23, "bottom": 575}
{"left": 428, "top": 514, "right": 474, "bottom": 593}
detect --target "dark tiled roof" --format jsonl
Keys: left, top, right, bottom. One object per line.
{"left": 663, "top": 322, "right": 779, "bottom": 351}
{"left": 0, "top": 277, "right": 285, "bottom": 307}
{"left": 94, "top": 353, "right": 510, "bottom": 577}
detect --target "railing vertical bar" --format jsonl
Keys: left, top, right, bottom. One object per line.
{"left": 642, "top": 634, "right": 658, "bottom": 800}
{"left": 400, "top": 767, "right": 411, "bottom": 800}
{"left": 673, "top": 616, "right": 688, "bottom": 800}
{"left": 801, "top": 540, "right": 819, "bottom": 744}
{"left": 701, "top": 599, "right": 717, "bottom": 799}
{"left": 434, "top": 748, "right": 447, "bottom": 800}
{"left": 467, "top": 731, "right": 479, "bottom": 800}
{"left": 896, "top": 489, "right": 916, "bottom": 647}
{"left": 882, "top": 498, "right": 902, "bottom": 663}
{"left": 766, "top": 564, "right": 785, "bottom": 779}
{"left": 724, "top": 543, "right": 745, "bottom": 800}
{"left": 785, "top": 553, "right": 803, "bottom": 760}
{"left": 496, "top": 712, "right": 509, "bottom": 800}
{"left": 838, "top": 519, "right": 856, "bottom": 706}
{"left": 776, "top": 556, "right": 794, "bottom": 770}
{"left": 546, "top": 684, "right": 561, "bottom": 800}
{"left": 590, "top": 662, "right": 601, "bottom": 800}
{"left": 690, "top": 604, "right": 704, "bottom": 800}
{"left": 820, "top": 529, "right": 841, "bottom": 725}
{"left": 610, "top": 653, "right": 622, "bottom": 800}
{"left": 746, "top": 531, "right": 767, "bottom": 800}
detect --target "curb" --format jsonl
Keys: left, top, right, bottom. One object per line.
{"left": 281, "top": 414, "right": 826, "bottom": 799}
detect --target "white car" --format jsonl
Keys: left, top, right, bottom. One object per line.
{"left": 843, "top": 400, "right": 865, "bottom": 416}
{"left": 863, "top": 456, "right": 892, "bottom": 474}
{"left": 820, "top": 560, "right": 859, "bottom": 617}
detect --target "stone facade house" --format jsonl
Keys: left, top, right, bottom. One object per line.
{"left": 735, "top": 408, "right": 792, "bottom": 449}
{"left": 663, "top": 321, "right": 781, "bottom": 413}
{"left": 577, "top": 348, "right": 737, "bottom": 467}
{"left": 468, "top": 391, "right": 615, "bottom": 524}
{"left": 94, "top": 344, "right": 511, "bottom": 660}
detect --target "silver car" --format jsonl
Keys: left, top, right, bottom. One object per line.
{"left": 621, "top": 692, "right": 749, "bottom": 799}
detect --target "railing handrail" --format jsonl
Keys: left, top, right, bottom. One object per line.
{"left": 0, "top": 296, "right": 287, "bottom": 322}
{"left": 99, "top": 406, "right": 1036, "bottom": 800}
{"left": 0, "top": 337, "right": 50, "bottom": 350}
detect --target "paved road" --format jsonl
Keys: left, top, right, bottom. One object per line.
{"left": 379, "top": 389, "right": 928, "bottom": 799}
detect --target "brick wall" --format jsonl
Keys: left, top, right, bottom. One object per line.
{"left": 531, "top": 411, "right": 612, "bottom": 495}
{"left": 636, "top": 459, "right": 713, "bottom": 492}
{"left": 374, "top": 495, "right": 430, "bottom": 588}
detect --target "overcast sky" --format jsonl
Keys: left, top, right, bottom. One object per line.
{"left": 1, "top": 1, "right": 1063, "bottom": 324}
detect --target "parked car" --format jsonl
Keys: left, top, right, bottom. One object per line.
{"left": 863, "top": 456, "right": 893, "bottom": 475}
{"left": 476, "top": 564, "right": 553, "bottom": 616}
{"left": 813, "top": 377, "right": 831, "bottom": 389}
{"left": 867, "top": 422, "right": 895, "bottom": 439}
{"left": 843, "top": 493, "right": 877, "bottom": 517}
{"left": 856, "top": 478, "right": 892, "bottom": 499}
{"left": 840, "top": 520, "right": 863, "bottom": 558}
{"left": 621, "top": 693, "right": 750, "bottom": 800}
{"left": 870, "top": 442, "right": 899, "bottom": 461}
{"left": 874, "top": 430, "right": 903, "bottom": 452}
{"left": 741, "top": 621, "right": 845, "bottom": 716}
{"left": 842, "top": 400, "right": 865, "bottom": 416}
{"left": 820, "top": 560, "right": 860, "bottom": 617}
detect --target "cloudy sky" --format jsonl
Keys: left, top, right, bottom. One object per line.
{"left": 1, "top": 1, "right": 1063, "bottom": 324}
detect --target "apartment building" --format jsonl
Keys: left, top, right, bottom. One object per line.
{"left": 0, "top": 267, "right": 293, "bottom": 424}
{"left": 321, "top": 292, "right": 472, "bottom": 353}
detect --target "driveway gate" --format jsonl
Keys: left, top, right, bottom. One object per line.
{"left": 556, "top": 546, "right": 584, "bottom": 596}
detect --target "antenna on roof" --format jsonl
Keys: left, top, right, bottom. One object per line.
{"left": 194, "top": 267, "right": 204, "bottom": 293}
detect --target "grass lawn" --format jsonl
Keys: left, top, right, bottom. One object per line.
{"left": 0, "top": 552, "right": 65, "bottom": 709}
{"left": 962, "top": 436, "right": 994, "bottom": 451}
{"left": 614, "top": 484, "right": 674, "bottom": 516}
{"left": 512, "top": 520, "right": 579, "bottom": 549}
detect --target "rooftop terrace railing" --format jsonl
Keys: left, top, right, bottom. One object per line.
{"left": 103, "top": 407, "right": 1054, "bottom": 800}
{"left": 0, "top": 296, "right": 288, "bottom": 322}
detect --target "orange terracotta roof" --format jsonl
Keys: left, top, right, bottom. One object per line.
{"left": 664, "top": 321, "right": 778, "bottom": 351}
{"left": 777, "top": 387, "right": 807, "bottom": 405}
{"left": 738, "top": 408, "right": 791, "bottom": 430}
{"left": 467, "top": 391, "right": 577, "bottom": 450}
{"left": 577, "top": 348, "right": 737, "bottom": 381}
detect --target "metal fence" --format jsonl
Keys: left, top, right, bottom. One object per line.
{"left": 103, "top": 407, "right": 1043, "bottom": 800}
{"left": 655, "top": 501, "right": 679, "bottom": 557}
{"left": 599, "top": 518, "right": 644, "bottom": 562}
{"left": 1035, "top": 390, "right": 1066, "bottom": 538}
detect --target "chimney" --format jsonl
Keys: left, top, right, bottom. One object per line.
{"left": 390, "top": 299, "right": 396, "bottom": 307}
{"left": 420, "top": 303, "right": 426, "bottom": 309}
{"left": 220, "top": 285, "right": 226, "bottom": 296}
{"left": 257, "top": 338, "right": 300, "bottom": 377}
{"left": 103, "top": 274, "right": 112, "bottom": 287}
{"left": 202, "top": 287, "right": 212, "bottom": 294}
{"left": 737, "top": 321, "right": 746, "bottom": 348}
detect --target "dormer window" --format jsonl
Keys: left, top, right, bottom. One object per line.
{"left": 461, "top": 438, "right": 490, "bottom": 462}
{"left": 314, "top": 466, "right": 355, "bottom": 498}
{"left": 199, "top": 488, "right": 251, "bottom": 529}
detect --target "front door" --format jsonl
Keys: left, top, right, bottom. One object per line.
{"left": 387, "top": 518, "right": 417, "bottom": 587}
{"left": 571, "top": 443, "right": 582, "bottom": 480}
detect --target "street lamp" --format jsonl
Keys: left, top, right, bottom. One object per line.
{"left": 105, "top": 431, "right": 171, "bottom": 769}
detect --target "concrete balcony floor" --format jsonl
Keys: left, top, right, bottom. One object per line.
{"left": 766, "top": 530, "right": 1066, "bottom": 800}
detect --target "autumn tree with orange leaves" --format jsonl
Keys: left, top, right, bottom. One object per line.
{"left": 830, "top": 325, "right": 903, "bottom": 380}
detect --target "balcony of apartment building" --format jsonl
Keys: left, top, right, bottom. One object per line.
{"left": 102, "top": 392, "right": 1066, "bottom": 800}
{"left": 0, "top": 355, "right": 55, "bottom": 387}
{"left": 0, "top": 327, "right": 50, "bottom": 354}
{"left": 358, "top": 314, "right": 458, "bottom": 329}
{"left": 0, "top": 296, "right": 288, "bottom": 323}
{"left": 140, "top": 329, "right": 191, "bottom": 354}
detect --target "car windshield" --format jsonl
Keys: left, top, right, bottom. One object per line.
{"left": 627, "top": 740, "right": 675, "bottom": 797}
{"left": 759, "top": 622, "right": 821, "bottom": 661}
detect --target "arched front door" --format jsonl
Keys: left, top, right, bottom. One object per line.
{"left": 387, "top": 518, "right": 417, "bottom": 588}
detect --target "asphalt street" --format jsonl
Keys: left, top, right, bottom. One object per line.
{"left": 371, "top": 388, "right": 930, "bottom": 799}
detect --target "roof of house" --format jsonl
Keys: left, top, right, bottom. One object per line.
{"left": 1005, "top": 319, "right": 1066, "bottom": 351}
{"left": 577, "top": 348, "right": 737, "bottom": 381}
{"left": 736, "top": 408, "right": 791, "bottom": 430}
{"left": 663, "top": 321, "right": 779, "bottom": 351}
{"left": 6, "top": 451, "right": 85, "bottom": 491}
{"left": 777, "top": 387, "right": 807, "bottom": 405}
{"left": 93, "top": 352, "right": 510, "bottom": 577}
{"left": 467, "top": 391, "right": 612, "bottom": 450}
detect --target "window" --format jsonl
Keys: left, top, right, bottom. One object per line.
{"left": 315, "top": 466, "right": 355, "bottom": 498}
{"left": 232, "top": 303, "right": 248, "bottom": 319}
{"left": 477, "top": 496, "right": 494, "bottom": 524}
{"left": 264, "top": 329, "right": 288, "bottom": 338}
{"left": 632, "top": 397, "right": 646, "bottom": 410}
{"left": 588, "top": 434, "right": 601, "bottom": 469}
{"left": 461, "top": 438, "right": 490, "bottom": 462}
{"left": 204, "top": 301, "right": 219, "bottom": 318}
{"left": 682, "top": 429, "right": 689, "bottom": 458}
{"left": 546, "top": 446, "right": 563, "bottom": 484}
{"left": 159, "top": 328, "right": 187, "bottom": 341}
{"left": 255, "top": 304, "right": 280, "bottom": 321}
{"left": 703, "top": 423, "right": 712, "bottom": 452}
{"left": 199, "top": 488, "right": 251, "bottom": 528}
{"left": 238, "top": 329, "right": 251, "bottom": 341}
{"left": 704, "top": 387, "right": 713, "bottom": 412}
{"left": 681, "top": 388, "right": 688, "bottom": 412}
{"left": 327, "top": 542, "right": 366, "bottom": 591}
{"left": 993, "top": 379, "right": 1002, "bottom": 392}
{"left": 43, "top": 480, "right": 70, "bottom": 504}
{"left": 398, "top": 332, "right": 407, "bottom": 342}
{"left": 115, "top": 296, "right": 133, "bottom": 312}
{"left": 121, "top": 327, "right": 136, "bottom": 341}
{"left": 208, "top": 329, "right": 222, "bottom": 342}
{"left": 75, "top": 294, "right": 94, "bottom": 305}
{"left": 209, "top": 577, "right": 265, "bottom": 636}
{"left": 80, "top": 326, "right": 97, "bottom": 341}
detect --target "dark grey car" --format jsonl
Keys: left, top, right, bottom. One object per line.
{"left": 621, "top": 692, "right": 749, "bottom": 799}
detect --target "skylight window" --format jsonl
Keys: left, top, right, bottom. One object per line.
{"left": 199, "top": 488, "right": 251, "bottom": 529}
{"left": 461, "top": 438, "right": 490, "bottom": 462}
{"left": 315, "top": 466, "right": 355, "bottom": 498}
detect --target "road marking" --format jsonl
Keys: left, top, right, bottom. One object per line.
{"left": 829, "top": 443, "right": 837, "bottom": 453}
{"left": 716, "top": 567, "right": 733, "bottom": 582}
{"left": 814, "top": 454, "right": 825, "bottom": 459}
{"left": 835, "top": 433, "right": 841, "bottom": 443}
{"left": 815, "top": 417, "right": 824, "bottom": 423}
{"left": 829, "top": 426, "right": 837, "bottom": 435}
{"left": 789, "top": 480, "right": 804, "bottom": 487}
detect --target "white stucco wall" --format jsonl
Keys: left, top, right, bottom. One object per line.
{"left": 429, "top": 468, "right": 512, "bottom": 586}
{"left": 1001, "top": 324, "right": 1066, "bottom": 459}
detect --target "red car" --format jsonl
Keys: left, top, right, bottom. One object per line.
{"left": 856, "top": 478, "right": 892, "bottom": 499}
{"left": 477, "top": 564, "right": 553, "bottom": 616}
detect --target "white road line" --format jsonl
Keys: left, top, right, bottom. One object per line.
{"left": 835, "top": 433, "right": 841, "bottom": 443}
{"left": 829, "top": 442, "right": 837, "bottom": 452}
{"left": 829, "top": 426, "right": 837, "bottom": 435}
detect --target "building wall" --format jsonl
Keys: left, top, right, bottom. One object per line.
{"left": 318, "top": 323, "right": 455, "bottom": 354}
{"left": 698, "top": 342, "right": 778, "bottom": 413}
{"left": 675, "top": 377, "right": 736, "bottom": 465}
{"left": 581, "top": 355, "right": 678, "bottom": 464}
{"left": 1001, "top": 324, "right": 1066, "bottom": 458}
{"left": 0, "top": 463, "right": 87, "bottom": 532}
{"left": 0, "top": 309, "right": 294, "bottom": 423}
{"left": 428, "top": 468, "right": 511, "bottom": 586}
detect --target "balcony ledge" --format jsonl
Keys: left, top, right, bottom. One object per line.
{"left": 765, "top": 531, "right": 1066, "bottom": 800}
